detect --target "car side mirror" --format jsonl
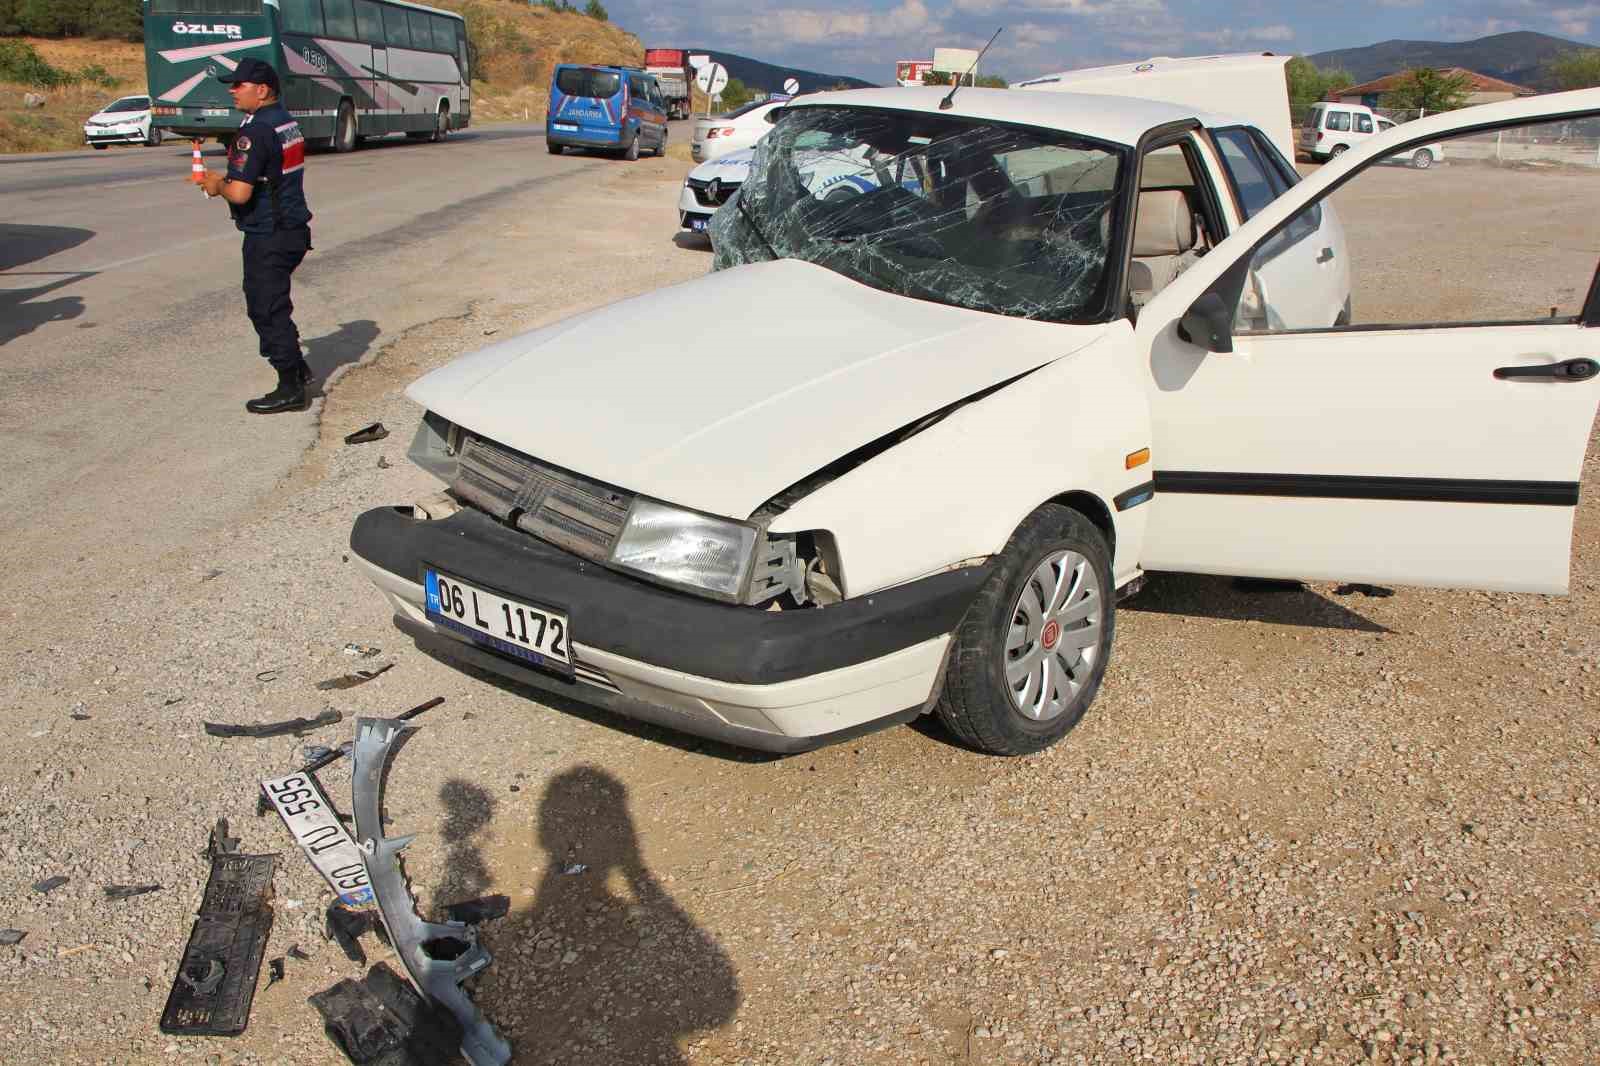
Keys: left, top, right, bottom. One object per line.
{"left": 1177, "top": 291, "right": 1234, "bottom": 354}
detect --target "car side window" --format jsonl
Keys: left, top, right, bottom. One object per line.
{"left": 1378, "top": 119, "right": 1394, "bottom": 133}
{"left": 1326, "top": 111, "right": 1351, "bottom": 133}
{"left": 1355, "top": 113, "right": 1374, "bottom": 134}
{"left": 1211, "top": 128, "right": 1278, "bottom": 219}
{"left": 1230, "top": 115, "right": 1598, "bottom": 334}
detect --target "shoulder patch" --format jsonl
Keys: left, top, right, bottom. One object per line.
{"left": 235, "top": 135, "right": 251, "bottom": 152}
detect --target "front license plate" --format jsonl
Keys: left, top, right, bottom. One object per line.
{"left": 425, "top": 568, "right": 573, "bottom": 676}
{"left": 260, "top": 773, "right": 374, "bottom": 907}
{"left": 203, "top": 108, "right": 230, "bottom": 116}
{"left": 552, "top": 122, "right": 578, "bottom": 132}
{"left": 691, "top": 217, "right": 708, "bottom": 232}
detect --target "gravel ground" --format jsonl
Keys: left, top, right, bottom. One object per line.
{"left": 1, "top": 151, "right": 1597, "bottom": 1066}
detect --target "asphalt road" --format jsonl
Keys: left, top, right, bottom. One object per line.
{"left": 0, "top": 120, "right": 685, "bottom": 614}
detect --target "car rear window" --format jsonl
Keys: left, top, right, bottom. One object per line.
{"left": 557, "top": 68, "right": 621, "bottom": 99}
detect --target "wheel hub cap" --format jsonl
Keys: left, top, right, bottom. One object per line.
{"left": 1002, "top": 549, "right": 1103, "bottom": 722}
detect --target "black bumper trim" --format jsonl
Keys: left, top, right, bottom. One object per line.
{"left": 352, "top": 505, "right": 986, "bottom": 686}
{"left": 397, "top": 614, "right": 925, "bottom": 754}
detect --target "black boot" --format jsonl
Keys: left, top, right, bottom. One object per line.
{"left": 245, "top": 365, "right": 308, "bottom": 414}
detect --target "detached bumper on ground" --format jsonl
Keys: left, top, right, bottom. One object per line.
{"left": 350, "top": 505, "right": 986, "bottom": 752}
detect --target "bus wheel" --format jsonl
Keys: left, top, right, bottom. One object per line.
{"left": 332, "top": 101, "right": 356, "bottom": 153}
{"left": 429, "top": 104, "right": 448, "bottom": 143}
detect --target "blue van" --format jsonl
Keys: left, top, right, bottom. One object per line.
{"left": 547, "top": 64, "right": 669, "bottom": 160}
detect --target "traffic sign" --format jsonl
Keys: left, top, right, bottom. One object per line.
{"left": 783, "top": 77, "right": 799, "bottom": 95}
{"left": 695, "top": 62, "right": 728, "bottom": 96}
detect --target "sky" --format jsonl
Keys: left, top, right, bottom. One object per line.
{"left": 602, "top": 0, "right": 1600, "bottom": 85}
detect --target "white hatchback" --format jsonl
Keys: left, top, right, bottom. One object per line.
{"left": 83, "top": 94, "right": 161, "bottom": 149}
{"left": 353, "top": 77, "right": 1600, "bottom": 757}
{"left": 1301, "top": 101, "right": 1445, "bottom": 168}
{"left": 690, "top": 99, "right": 783, "bottom": 163}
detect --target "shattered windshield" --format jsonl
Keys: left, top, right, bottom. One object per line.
{"left": 711, "top": 105, "right": 1126, "bottom": 323}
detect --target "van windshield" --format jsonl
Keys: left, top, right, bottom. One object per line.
{"left": 712, "top": 105, "right": 1125, "bottom": 325}
{"left": 556, "top": 68, "right": 621, "bottom": 99}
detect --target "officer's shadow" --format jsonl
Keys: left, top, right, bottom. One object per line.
{"left": 301, "top": 318, "right": 380, "bottom": 390}
{"left": 499, "top": 766, "right": 741, "bottom": 1063}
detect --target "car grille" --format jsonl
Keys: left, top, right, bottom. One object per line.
{"left": 453, "top": 434, "right": 633, "bottom": 562}
{"left": 686, "top": 177, "right": 740, "bottom": 208}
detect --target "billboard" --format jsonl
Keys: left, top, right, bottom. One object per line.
{"left": 932, "top": 47, "right": 980, "bottom": 75}
{"left": 896, "top": 59, "right": 933, "bottom": 86}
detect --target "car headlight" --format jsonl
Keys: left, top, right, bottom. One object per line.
{"left": 407, "top": 411, "right": 460, "bottom": 483}
{"left": 610, "top": 498, "right": 758, "bottom": 602}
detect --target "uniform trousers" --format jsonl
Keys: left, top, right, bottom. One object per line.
{"left": 241, "top": 226, "right": 311, "bottom": 371}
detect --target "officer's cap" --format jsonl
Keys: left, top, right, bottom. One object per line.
{"left": 218, "top": 57, "right": 280, "bottom": 94}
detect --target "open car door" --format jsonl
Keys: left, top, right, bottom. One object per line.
{"left": 1135, "top": 89, "right": 1600, "bottom": 594}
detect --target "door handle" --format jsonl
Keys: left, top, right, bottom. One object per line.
{"left": 1316, "top": 247, "right": 1334, "bottom": 264}
{"left": 1493, "top": 358, "right": 1599, "bottom": 381}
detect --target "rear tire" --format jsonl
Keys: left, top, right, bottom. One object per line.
{"left": 1411, "top": 148, "right": 1433, "bottom": 170}
{"left": 332, "top": 101, "right": 356, "bottom": 153}
{"left": 547, "top": 141, "right": 562, "bottom": 155}
{"left": 935, "top": 504, "right": 1114, "bottom": 756}
{"left": 623, "top": 133, "right": 639, "bottom": 161}
{"left": 1330, "top": 143, "right": 1348, "bottom": 158}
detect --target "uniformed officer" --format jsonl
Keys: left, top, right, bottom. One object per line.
{"left": 195, "top": 57, "right": 315, "bottom": 414}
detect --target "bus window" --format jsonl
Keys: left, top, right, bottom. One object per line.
{"left": 405, "top": 10, "right": 429, "bottom": 50}
{"left": 354, "top": 0, "right": 382, "bottom": 41}
{"left": 323, "top": 0, "right": 355, "bottom": 38}
{"left": 381, "top": 4, "right": 411, "bottom": 47}
{"left": 280, "top": 0, "right": 324, "bottom": 33}
{"left": 430, "top": 14, "right": 454, "bottom": 52}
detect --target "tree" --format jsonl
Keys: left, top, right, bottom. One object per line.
{"left": 1548, "top": 48, "right": 1600, "bottom": 90}
{"left": 717, "top": 76, "right": 754, "bottom": 110}
{"left": 1285, "top": 56, "right": 1352, "bottom": 123}
{"left": 1381, "top": 67, "right": 1472, "bottom": 113}
{"left": 583, "top": 0, "right": 607, "bottom": 19}
{"left": 976, "top": 73, "right": 1007, "bottom": 88}
{"left": 89, "top": 0, "right": 141, "bottom": 41}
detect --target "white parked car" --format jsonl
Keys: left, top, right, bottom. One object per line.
{"left": 1301, "top": 101, "right": 1444, "bottom": 168}
{"left": 352, "top": 76, "right": 1600, "bottom": 757}
{"left": 83, "top": 94, "right": 161, "bottom": 149}
{"left": 679, "top": 142, "right": 896, "bottom": 236}
{"left": 690, "top": 99, "right": 783, "bottom": 163}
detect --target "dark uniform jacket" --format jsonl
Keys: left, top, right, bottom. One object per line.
{"left": 224, "top": 101, "right": 313, "bottom": 234}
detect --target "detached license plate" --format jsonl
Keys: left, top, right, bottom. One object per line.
{"left": 691, "top": 217, "right": 708, "bottom": 232}
{"left": 552, "top": 122, "right": 578, "bottom": 132}
{"left": 260, "top": 773, "right": 373, "bottom": 907}
{"left": 425, "top": 568, "right": 573, "bottom": 676}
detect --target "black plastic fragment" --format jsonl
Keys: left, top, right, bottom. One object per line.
{"left": 159, "top": 852, "right": 276, "bottom": 1036}
{"left": 105, "top": 884, "right": 163, "bottom": 899}
{"left": 32, "top": 876, "right": 68, "bottom": 895}
{"left": 326, "top": 904, "right": 388, "bottom": 965}
{"left": 70, "top": 713, "right": 91, "bottom": 721}
{"left": 289, "top": 943, "right": 311, "bottom": 961}
{"left": 343, "top": 422, "right": 390, "bottom": 446}
{"left": 309, "top": 962, "right": 464, "bottom": 1065}
{"left": 1335, "top": 582, "right": 1396, "bottom": 598}
{"left": 208, "top": 818, "right": 241, "bottom": 858}
{"left": 267, "top": 956, "right": 286, "bottom": 989}
{"left": 0, "top": 930, "right": 25, "bottom": 946}
{"left": 316, "top": 664, "right": 393, "bottom": 692}
{"left": 205, "top": 708, "right": 343, "bottom": 739}
{"left": 442, "top": 895, "right": 510, "bottom": 926}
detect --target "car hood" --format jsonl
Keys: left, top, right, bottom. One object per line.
{"left": 89, "top": 110, "right": 143, "bottom": 123}
{"left": 409, "top": 259, "right": 1106, "bottom": 519}
{"left": 688, "top": 148, "right": 754, "bottom": 183}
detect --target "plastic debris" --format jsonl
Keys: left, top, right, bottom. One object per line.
{"left": 69, "top": 713, "right": 91, "bottom": 721}
{"left": 208, "top": 818, "right": 241, "bottom": 859}
{"left": 205, "top": 708, "right": 343, "bottom": 739}
{"left": 343, "top": 423, "right": 389, "bottom": 446}
{"left": 266, "top": 957, "right": 286, "bottom": 989}
{"left": 443, "top": 895, "right": 510, "bottom": 926}
{"left": 310, "top": 962, "right": 464, "bottom": 1066}
{"left": 32, "top": 876, "right": 68, "bottom": 895}
{"left": 289, "top": 944, "right": 311, "bottom": 961}
{"left": 316, "top": 664, "right": 393, "bottom": 692}
{"left": 326, "top": 905, "right": 387, "bottom": 966}
{"left": 342, "top": 643, "right": 382, "bottom": 658}
{"left": 159, "top": 849, "right": 275, "bottom": 1036}
{"left": 299, "top": 699, "right": 442, "bottom": 776}
{"left": 0, "top": 930, "right": 25, "bottom": 946}
{"left": 255, "top": 669, "right": 280, "bottom": 683}
{"left": 562, "top": 863, "right": 588, "bottom": 876}
{"left": 104, "top": 884, "right": 163, "bottom": 900}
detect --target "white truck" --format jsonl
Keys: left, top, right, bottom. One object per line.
{"left": 644, "top": 47, "right": 692, "bottom": 120}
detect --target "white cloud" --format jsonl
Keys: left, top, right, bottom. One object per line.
{"left": 720, "top": 0, "right": 935, "bottom": 45}
{"left": 1189, "top": 24, "right": 1295, "bottom": 46}
{"left": 953, "top": 0, "right": 1164, "bottom": 13}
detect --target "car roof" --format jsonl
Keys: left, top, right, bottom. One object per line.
{"left": 784, "top": 86, "right": 1244, "bottom": 148}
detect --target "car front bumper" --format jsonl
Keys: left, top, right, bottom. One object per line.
{"left": 350, "top": 504, "right": 984, "bottom": 752}
{"left": 84, "top": 126, "right": 145, "bottom": 144}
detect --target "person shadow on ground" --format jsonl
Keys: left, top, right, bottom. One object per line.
{"left": 497, "top": 766, "right": 740, "bottom": 1063}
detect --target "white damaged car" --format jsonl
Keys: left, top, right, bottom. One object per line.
{"left": 352, "top": 73, "right": 1600, "bottom": 755}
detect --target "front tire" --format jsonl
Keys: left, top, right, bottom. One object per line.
{"left": 332, "top": 100, "right": 356, "bottom": 153}
{"left": 144, "top": 126, "right": 163, "bottom": 147}
{"left": 936, "top": 504, "right": 1113, "bottom": 755}
{"left": 1411, "top": 148, "right": 1433, "bottom": 170}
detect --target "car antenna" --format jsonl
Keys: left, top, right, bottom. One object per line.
{"left": 939, "top": 27, "right": 1002, "bottom": 111}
